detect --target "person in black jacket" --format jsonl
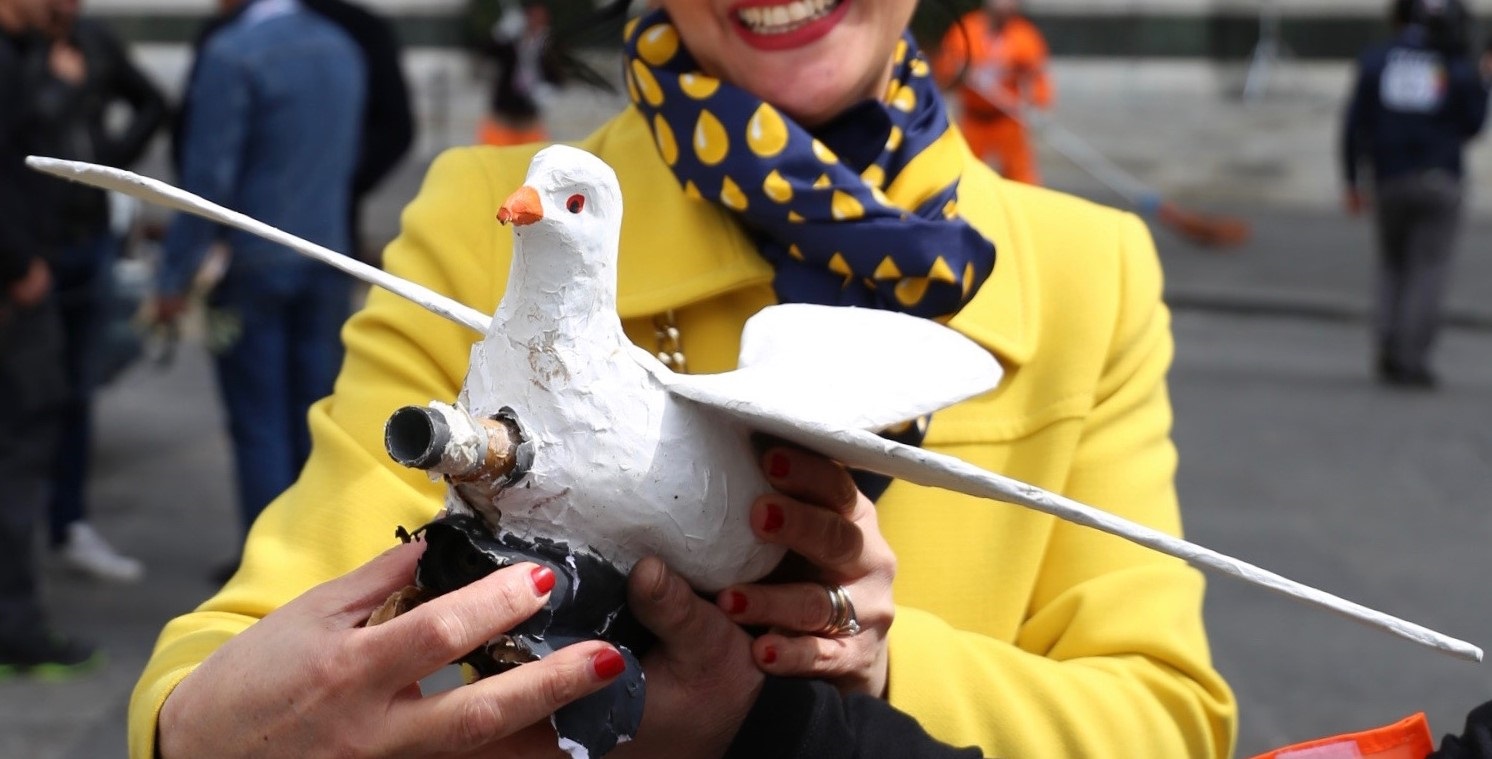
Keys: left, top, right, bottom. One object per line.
{"left": 299, "top": 0, "right": 414, "bottom": 262}
{"left": 1342, "top": 0, "right": 1491, "bottom": 388}
{"left": 38, "top": 0, "right": 166, "bottom": 584}
{"left": 0, "top": 0, "right": 100, "bottom": 679}
{"left": 473, "top": 0, "right": 562, "bottom": 147}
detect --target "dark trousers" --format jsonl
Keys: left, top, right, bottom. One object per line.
{"left": 47, "top": 232, "right": 119, "bottom": 545}
{"left": 0, "top": 300, "right": 65, "bottom": 637}
{"left": 209, "top": 267, "right": 351, "bottom": 533}
{"left": 1373, "top": 171, "right": 1464, "bottom": 375}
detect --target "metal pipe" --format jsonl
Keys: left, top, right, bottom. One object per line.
{"left": 385, "top": 402, "right": 525, "bottom": 482}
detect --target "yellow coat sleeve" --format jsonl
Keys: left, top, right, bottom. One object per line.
{"left": 881, "top": 206, "right": 1236, "bottom": 757}
{"left": 127, "top": 147, "right": 511, "bottom": 758}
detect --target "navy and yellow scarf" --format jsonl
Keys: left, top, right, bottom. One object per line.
{"left": 622, "top": 11, "right": 995, "bottom": 319}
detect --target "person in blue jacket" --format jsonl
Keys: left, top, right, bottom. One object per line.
{"left": 154, "top": 0, "right": 366, "bottom": 563}
{"left": 1342, "top": 0, "right": 1491, "bottom": 388}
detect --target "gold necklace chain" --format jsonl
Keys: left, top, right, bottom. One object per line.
{"left": 653, "top": 310, "right": 687, "bottom": 373}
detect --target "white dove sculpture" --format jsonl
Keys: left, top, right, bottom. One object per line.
{"left": 24, "top": 148, "right": 1482, "bottom": 662}
{"left": 406, "top": 145, "right": 996, "bottom": 591}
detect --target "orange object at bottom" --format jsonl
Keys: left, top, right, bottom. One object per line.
{"left": 1249, "top": 713, "right": 1434, "bottom": 759}
{"left": 477, "top": 115, "right": 548, "bottom": 147}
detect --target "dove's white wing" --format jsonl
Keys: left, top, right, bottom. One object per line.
{"left": 25, "top": 157, "right": 492, "bottom": 332}
{"left": 659, "top": 374, "right": 1483, "bottom": 662}
{"left": 673, "top": 303, "right": 1001, "bottom": 432}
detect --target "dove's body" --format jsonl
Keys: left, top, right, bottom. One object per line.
{"left": 456, "top": 146, "right": 783, "bottom": 591}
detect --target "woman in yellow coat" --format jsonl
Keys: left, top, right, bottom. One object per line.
{"left": 131, "top": 1, "right": 1237, "bottom": 756}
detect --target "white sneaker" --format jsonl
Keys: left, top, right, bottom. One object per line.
{"left": 60, "top": 522, "right": 145, "bottom": 584}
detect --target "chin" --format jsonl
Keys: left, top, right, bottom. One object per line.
{"left": 746, "top": 68, "right": 868, "bottom": 126}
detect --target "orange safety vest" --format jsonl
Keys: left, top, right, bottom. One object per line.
{"left": 934, "top": 12, "right": 1052, "bottom": 120}
{"left": 1250, "top": 713, "right": 1435, "bottom": 759}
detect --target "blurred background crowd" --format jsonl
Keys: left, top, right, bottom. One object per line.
{"left": 2, "top": 0, "right": 1492, "bottom": 756}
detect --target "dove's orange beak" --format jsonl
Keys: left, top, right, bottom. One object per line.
{"left": 497, "top": 186, "right": 543, "bottom": 226}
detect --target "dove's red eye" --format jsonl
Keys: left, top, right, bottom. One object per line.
{"left": 566, "top": 194, "right": 585, "bottom": 214}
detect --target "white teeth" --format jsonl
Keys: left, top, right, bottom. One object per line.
{"left": 737, "top": 0, "right": 840, "bottom": 35}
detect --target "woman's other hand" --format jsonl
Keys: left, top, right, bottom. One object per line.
{"left": 717, "top": 446, "right": 896, "bottom": 697}
{"left": 156, "top": 542, "right": 624, "bottom": 758}
{"left": 609, "top": 556, "right": 764, "bottom": 759}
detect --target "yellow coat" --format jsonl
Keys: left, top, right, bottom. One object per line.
{"left": 129, "top": 109, "right": 1236, "bottom": 758}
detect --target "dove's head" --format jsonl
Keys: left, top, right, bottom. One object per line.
{"left": 498, "top": 145, "right": 623, "bottom": 273}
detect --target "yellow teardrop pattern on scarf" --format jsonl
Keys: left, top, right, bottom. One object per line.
{"left": 962, "top": 261, "right": 977, "bottom": 298}
{"left": 895, "top": 277, "right": 930, "bottom": 307}
{"left": 873, "top": 257, "right": 902, "bottom": 280}
{"left": 812, "top": 174, "right": 832, "bottom": 190}
{"left": 684, "top": 180, "right": 703, "bottom": 200}
{"left": 811, "top": 139, "right": 838, "bottom": 164}
{"left": 631, "top": 60, "right": 664, "bottom": 107}
{"left": 928, "top": 256, "right": 957, "bottom": 283}
{"left": 828, "top": 252, "right": 852, "bottom": 277}
{"left": 788, "top": 244, "right": 805, "bottom": 261}
{"left": 763, "top": 169, "right": 793, "bottom": 203}
{"left": 788, "top": 210, "right": 805, "bottom": 223}
{"left": 652, "top": 115, "right": 678, "bottom": 166}
{"left": 830, "top": 191, "right": 864, "bottom": 221}
{"left": 747, "top": 104, "right": 789, "bottom": 158}
{"left": 910, "top": 58, "right": 930, "bottom": 78}
{"left": 624, "top": 16, "right": 640, "bottom": 40}
{"left": 680, "top": 73, "right": 720, "bottom": 100}
{"left": 720, "top": 176, "right": 748, "bottom": 211}
{"left": 693, "top": 110, "right": 729, "bottom": 166}
{"left": 637, "top": 23, "right": 679, "bottom": 66}
{"left": 895, "top": 38, "right": 908, "bottom": 63}
{"left": 886, "top": 126, "right": 903, "bottom": 152}
{"left": 890, "top": 84, "right": 917, "bottom": 113}
{"left": 861, "top": 164, "right": 885, "bottom": 189}
{"left": 625, "top": 68, "right": 640, "bottom": 106}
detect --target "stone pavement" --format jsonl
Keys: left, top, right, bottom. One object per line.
{"left": 4, "top": 60, "right": 1492, "bottom": 758}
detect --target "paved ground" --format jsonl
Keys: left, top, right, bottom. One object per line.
{"left": 4, "top": 62, "right": 1492, "bottom": 758}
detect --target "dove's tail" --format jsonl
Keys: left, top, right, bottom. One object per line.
{"left": 25, "top": 157, "right": 492, "bottom": 333}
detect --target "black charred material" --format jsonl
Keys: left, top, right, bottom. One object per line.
{"left": 415, "top": 513, "right": 651, "bottom": 758}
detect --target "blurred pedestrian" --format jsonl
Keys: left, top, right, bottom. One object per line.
{"left": 474, "top": 0, "right": 561, "bottom": 147}
{"left": 298, "top": 0, "right": 414, "bottom": 263}
{"left": 0, "top": 0, "right": 99, "bottom": 677}
{"left": 40, "top": 0, "right": 166, "bottom": 584}
{"left": 1342, "top": 0, "right": 1491, "bottom": 388}
{"left": 154, "top": 0, "right": 365, "bottom": 579}
{"left": 174, "top": 0, "right": 412, "bottom": 265}
{"left": 934, "top": 0, "right": 1053, "bottom": 185}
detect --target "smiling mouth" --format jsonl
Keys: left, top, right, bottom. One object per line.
{"left": 735, "top": 0, "right": 844, "bottom": 36}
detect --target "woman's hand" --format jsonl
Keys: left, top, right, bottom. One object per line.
{"left": 609, "top": 556, "right": 764, "bottom": 759}
{"left": 716, "top": 446, "right": 897, "bottom": 697}
{"left": 156, "top": 542, "right": 625, "bottom": 758}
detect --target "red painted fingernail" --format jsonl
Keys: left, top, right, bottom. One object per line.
{"left": 530, "top": 565, "right": 555, "bottom": 595}
{"left": 762, "top": 645, "right": 778, "bottom": 665}
{"left": 762, "top": 503, "right": 784, "bottom": 533}
{"left": 768, "top": 452, "right": 790, "bottom": 478}
{"left": 592, "top": 648, "right": 626, "bottom": 679}
{"left": 724, "top": 590, "right": 748, "bottom": 614}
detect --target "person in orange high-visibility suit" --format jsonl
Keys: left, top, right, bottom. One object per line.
{"left": 935, "top": 0, "right": 1053, "bottom": 184}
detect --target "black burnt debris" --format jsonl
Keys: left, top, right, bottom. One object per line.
{"left": 413, "top": 513, "right": 651, "bottom": 758}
